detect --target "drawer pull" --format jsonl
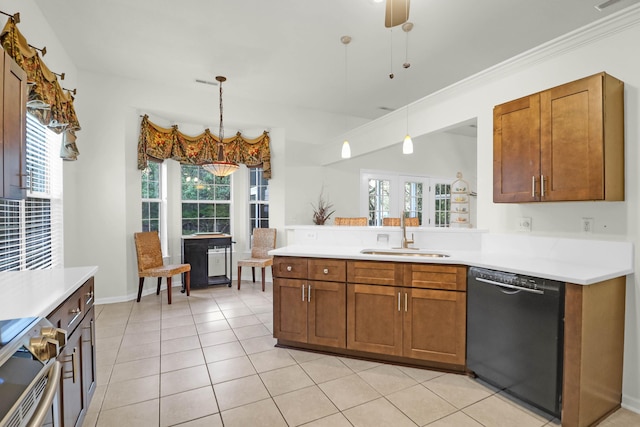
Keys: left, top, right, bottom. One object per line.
{"left": 68, "top": 307, "right": 82, "bottom": 328}
{"left": 287, "top": 266, "right": 293, "bottom": 272}
{"left": 323, "top": 268, "right": 329, "bottom": 274}
{"left": 85, "top": 291, "right": 94, "bottom": 304}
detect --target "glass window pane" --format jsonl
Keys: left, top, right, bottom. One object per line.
{"left": 199, "top": 203, "right": 214, "bottom": 218}
{"left": 182, "top": 203, "right": 198, "bottom": 219}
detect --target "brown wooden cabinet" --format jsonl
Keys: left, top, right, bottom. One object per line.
{"left": 494, "top": 72, "right": 624, "bottom": 203}
{"left": 1, "top": 48, "right": 27, "bottom": 200}
{"left": 47, "top": 278, "right": 96, "bottom": 427}
{"left": 273, "top": 258, "right": 346, "bottom": 348}
{"left": 347, "top": 262, "right": 466, "bottom": 367}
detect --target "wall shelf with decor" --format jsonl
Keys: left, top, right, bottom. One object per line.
{"left": 451, "top": 172, "right": 471, "bottom": 228}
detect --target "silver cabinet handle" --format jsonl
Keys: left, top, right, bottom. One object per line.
{"left": 308, "top": 284, "right": 311, "bottom": 302}
{"left": 323, "top": 268, "right": 329, "bottom": 274}
{"left": 405, "top": 293, "right": 408, "bottom": 312}
{"left": 541, "top": 175, "right": 545, "bottom": 197}
{"left": 287, "top": 266, "right": 292, "bottom": 272}
{"left": 301, "top": 284, "right": 305, "bottom": 301}
{"left": 531, "top": 176, "right": 535, "bottom": 198}
{"left": 397, "top": 292, "right": 401, "bottom": 311}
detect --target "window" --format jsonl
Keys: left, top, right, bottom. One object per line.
{"left": 0, "top": 114, "right": 62, "bottom": 271}
{"left": 181, "top": 165, "right": 231, "bottom": 234}
{"left": 141, "top": 161, "right": 161, "bottom": 232}
{"left": 360, "top": 170, "right": 453, "bottom": 227}
{"left": 249, "top": 167, "right": 269, "bottom": 234}
{"left": 367, "top": 178, "right": 391, "bottom": 226}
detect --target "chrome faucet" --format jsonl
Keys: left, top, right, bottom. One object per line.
{"left": 401, "top": 214, "right": 414, "bottom": 249}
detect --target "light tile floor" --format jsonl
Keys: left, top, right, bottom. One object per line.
{"left": 83, "top": 282, "right": 639, "bottom": 427}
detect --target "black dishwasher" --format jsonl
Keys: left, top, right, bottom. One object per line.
{"left": 466, "top": 267, "right": 564, "bottom": 418}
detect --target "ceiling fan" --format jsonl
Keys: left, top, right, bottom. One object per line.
{"left": 385, "top": 0, "right": 410, "bottom": 28}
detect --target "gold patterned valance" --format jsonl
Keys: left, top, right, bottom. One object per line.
{"left": 137, "top": 115, "right": 272, "bottom": 179}
{"left": 0, "top": 17, "right": 81, "bottom": 160}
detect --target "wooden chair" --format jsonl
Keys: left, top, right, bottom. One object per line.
{"left": 382, "top": 217, "right": 419, "bottom": 226}
{"left": 237, "top": 228, "right": 277, "bottom": 291}
{"left": 134, "top": 231, "right": 191, "bottom": 304}
{"left": 383, "top": 218, "right": 401, "bottom": 226}
{"left": 334, "top": 217, "right": 368, "bottom": 226}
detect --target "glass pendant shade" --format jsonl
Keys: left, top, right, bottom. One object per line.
{"left": 403, "top": 134, "right": 413, "bottom": 154}
{"left": 202, "top": 161, "right": 239, "bottom": 177}
{"left": 341, "top": 140, "right": 351, "bottom": 158}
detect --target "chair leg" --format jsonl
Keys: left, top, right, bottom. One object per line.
{"left": 156, "top": 277, "right": 162, "bottom": 295}
{"left": 237, "top": 266, "right": 242, "bottom": 290}
{"left": 251, "top": 267, "right": 256, "bottom": 283}
{"left": 261, "top": 267, "right": 266, "bottom": 292}
{"left": 137, "top": 277, "right": 144, "bottom": 302}
{"left": 167, "top": 277, "right": 172, "bottom": 304}
{"left": 185, "top": 271, "right": 191, "bottom": 296}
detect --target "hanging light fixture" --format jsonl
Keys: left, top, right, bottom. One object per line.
{"left": 340, "top": 35, "right": 352, "bottom": 159}
{"left": 402, "top": 20, "right": 414, "bottom": 154}
{"left": 202, "top": 76, "right": 239, "bottom": 176}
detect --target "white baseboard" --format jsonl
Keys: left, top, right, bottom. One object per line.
{"left": 95, "top": 281, "right": 184, "bottom": 305}
{"left": 622, "top": 395, "right": 640, "bottom": 415}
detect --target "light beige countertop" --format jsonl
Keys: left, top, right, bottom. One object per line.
{"left": 0, "top": 266, "right": 98, "bottom": 320}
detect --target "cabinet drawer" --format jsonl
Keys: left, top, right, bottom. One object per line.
{"left": 48, "top": 288, "right": 84, "bottom": 333}
{"left": 308, "top": 259, "right": 346, "bottom": 282}
{"left": 81, "top": 277, "right": 95, "bottom": 313}
{"left": 273, "top": 257, "right": 308, "bottom": 279}
{"left": 347, "top": 261, "right": 402, "bottom": 286}
{"left": 404, "top": 264, "right": 466, "bottom": 291}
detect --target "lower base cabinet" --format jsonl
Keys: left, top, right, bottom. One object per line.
{"left": 274, "top": 278, "right": 346, "bottom": 348}
{"left": 346, "top": 284, "right": 466, "bottom": 365}
{"left": 45, "top": 278, "right": 96, "bottom": 427}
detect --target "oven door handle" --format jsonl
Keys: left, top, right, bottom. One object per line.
{"left": 475, "top": 277, "right": 544, "bottom": 295}
{"left": 27, "top": 361, "right": 61, "bottom": 427}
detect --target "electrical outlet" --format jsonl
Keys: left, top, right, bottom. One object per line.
{"left": 581, "top": 217, "right": 594, "bottom": 233}
{"left": 305, "top": 231, "right": 317, "bottom": 240}
{"left": 517, "top": 217, "right": 532, "bottom": 232}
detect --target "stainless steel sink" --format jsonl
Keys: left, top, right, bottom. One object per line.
{"left": 360, "top": 249, "right": 451, "bottom": 258}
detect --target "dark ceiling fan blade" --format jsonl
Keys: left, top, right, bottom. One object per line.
{"left": 385, "top": 0, "right": 410, "bottom": 28}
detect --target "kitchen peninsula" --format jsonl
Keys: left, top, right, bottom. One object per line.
{"left": 271, "top": 226, "right": 632, "bottom": 427}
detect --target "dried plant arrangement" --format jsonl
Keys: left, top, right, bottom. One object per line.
{"left": 311, "top": 188, "right": 335, "bottom": 225}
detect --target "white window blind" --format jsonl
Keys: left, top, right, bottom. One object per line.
{"left": 0, "top": 114, "right": 63, "bottom": 271}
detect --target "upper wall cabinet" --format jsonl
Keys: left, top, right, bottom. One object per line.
{"left": 493, "top": 72, "right": 624, "bottom": 203}
{"left": 1, "top": 47, "right": 27, "bottom": 200}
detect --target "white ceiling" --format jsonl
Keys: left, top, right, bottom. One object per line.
{"left": 33, "top": 0, "right": 638, "bottom": 123}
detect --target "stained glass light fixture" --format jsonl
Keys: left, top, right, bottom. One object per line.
{"left": 202, "top": 76, "right": 239, "bottom": 176}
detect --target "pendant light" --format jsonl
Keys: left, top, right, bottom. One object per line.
{"left": 341, "top": 35, "right": 352, "bottom": 159}
{"left": 402, "top": 20, "right": 414, "bottom": 155}
{"left": 202, "top": 76, "right": 239, "bottom": 176}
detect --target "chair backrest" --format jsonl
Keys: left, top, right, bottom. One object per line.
{"left": 405, "top": 217, "right": 419, "bottom": 226}
{"left": 134, "top": 231, "right": 164, "bottom": 272}
{"left": 383, "top": 218, "right": 400, "bottom": 226}
{"left": 251, "top": 228, "right": 277, "bottom": 258}
{"left": 334, "top": 217, "right": 368, "bottom": 226}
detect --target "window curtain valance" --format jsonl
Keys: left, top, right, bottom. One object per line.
{"left": 137, "top": 115, "right": 272, "bottom": 179}
{"left": 0, "top": 17, "right": 81, "bottom": 160}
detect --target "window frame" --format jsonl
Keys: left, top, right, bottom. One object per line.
{"left": 248, "top": 167, "right": 269, "bottom": 238}
{"left": 180, "top": 164, "right": 232, "bottom": 235}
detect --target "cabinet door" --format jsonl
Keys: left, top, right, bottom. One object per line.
{"left": 347, "top": 283, "right": 402, "bottom": 356}
{"left": 57, "top": 326, "right": 85, "bottom": 427}
{"left": 2, "top": 51, "right": 27, "bottom": 199}
{"left": 273, "top": 278, "right": 308, "bottom": 342}
{"left": 540, "top": 73, "right": 615, "bottom": 201}
{"left": 81, "top": 307, "right": 97, "bottom": 407}
{"left": 403, "top": 288, "right": 466, "bottom": 365}
{"left": 493, "top": 94, "right": 541, "bottom": 202}
{"left": 308, "top": 280, "right": 346, "bottom": 348}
